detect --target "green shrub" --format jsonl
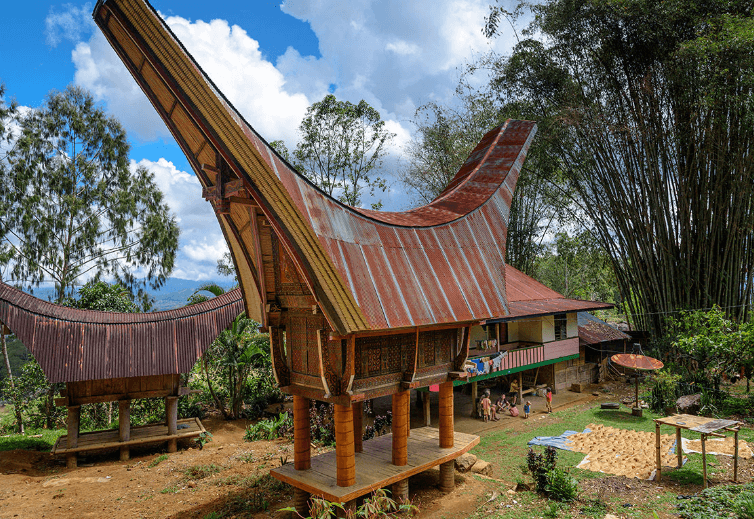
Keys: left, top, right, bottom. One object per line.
{"left": 526, "top": 446, "right": 558, "bottom": 493}
{"left": 244, "top": 412, "right": 292, "bottom": 441}
{"left": 545, "top": 467, "right": 579, "bottom": 502}
{"left": 678, "top": 482, "right": 754, "bottom": 519}
{"left": 649, "top": 369, "right": 681, "bottom": 413}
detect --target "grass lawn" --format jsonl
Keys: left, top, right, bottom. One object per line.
{"left": 466, "top": 402, "right": 754, "bottom": 519}
{"left": 0, "top": 404, "right": 64, "bottom": 452}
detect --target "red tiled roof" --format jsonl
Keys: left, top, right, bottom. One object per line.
{"left": 0, "top": 283, "right": 244, "bottom": 383}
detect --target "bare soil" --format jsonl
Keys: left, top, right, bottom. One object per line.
{"left": 0, "top": 386, "right": 751, "bottom": 519}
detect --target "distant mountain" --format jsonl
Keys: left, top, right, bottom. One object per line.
{"left": 14, "top": 278, "right": 237, "bottom": 312}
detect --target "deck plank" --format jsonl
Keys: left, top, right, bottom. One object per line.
{"left": 271, "top": 426, "right": 479, "bottom": 502}
{"left": 52, "top": 418, "right": 205, "bottom": 454}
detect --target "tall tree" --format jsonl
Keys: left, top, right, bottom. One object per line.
{"left": 294, "top": 94, "right": 394, "bottom": 209}
{"left": 0, "top": 85, "right": 179, "bottom": 306}
{"left": 485, "top": 0, "right": 754, "bottom": 333}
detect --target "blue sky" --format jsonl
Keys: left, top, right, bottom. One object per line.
{"left": 0, "top": 0, "right": 517, "bottom": 284}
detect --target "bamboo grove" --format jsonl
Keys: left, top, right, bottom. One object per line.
{"left": 486, "top": 0, "right": 754, "bottom": 334}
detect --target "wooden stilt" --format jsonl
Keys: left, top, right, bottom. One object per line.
{"left": 701, "top": 433, "right": 708, "bottom": 488}
{"left": 337, "top": 499, "right": 357, "bottom": 518}
{"left": 392, "top": 478, "right": 408, "bottom": 503}
{"left": 423, "top": 391, "right": 431, "bottom": 427}
{"left": 166, "top": 396, "right": 178, "bottom": 453}
{"left": 334, "top": 404, "right": 355, "bottom": 487}
{"left": 676, "top": 426, "right": 683, "bottom": 468}
{"left": 293, "top": 395, "right": 311, "bottom": 470}
{"left": 655, "top": 422, "right": 661, "bottom": 481}
{"left": 118, "top": 399, "right": 131, "bottom": 461}
{"left": 470, "top": 381, "right": 478, "bottom": 418}
{"left": 353, "top": 401, "right": 363, "bottom": 453}
{"left": 734, "top": 428, "right": 739, "bottom": 483}
{"left": 406, "top": 390, "right": 411, "bottom": 437}
{"left": 293, "top": 487, "right": 310, "bottom": 517}
{"left": 517, "top": 371, "right": 523, "bottom": 408}
{"left": 66, "top": 405, "right": 81, "bottom": 469}
{"left": 392, "top": 391, "right": 408, "bottom": 466}
{"left": 439, "top": 461, "right": 455, "bottom": 492}
{"left": 439, "top": 381, "right": 454, "bottom": 449}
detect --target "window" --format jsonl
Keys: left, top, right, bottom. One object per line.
{"left": 554, "top": 313, "right": 567, "bottom": 340}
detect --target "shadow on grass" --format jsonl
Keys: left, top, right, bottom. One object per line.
{"left": 591, "top": 410, "right": 654, "bottom": 427}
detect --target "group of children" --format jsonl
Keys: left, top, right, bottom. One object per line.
{"left": 479, "top": 387, "right": 553, "bottom": 422}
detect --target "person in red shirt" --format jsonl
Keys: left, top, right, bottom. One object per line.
{"left": 545, "top": 387, "right": 553, "bottom": 413}
{"left": 509, "top": 403, "right": 519, "bottom": 417}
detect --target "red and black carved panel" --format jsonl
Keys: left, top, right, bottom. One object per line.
{"left": 417, "top": 329, "right": 457, "bottom": 368}
{"left": 355, "top": 333, "right": 413, "bottom": 380}
{"left": 288, "top": 315, "right": 307, "bottom": 373}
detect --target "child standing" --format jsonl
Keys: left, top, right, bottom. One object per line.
{"left": 481, "top": 392, "right": 492, "bottom": 422}
{"left": 545, "top": 387, "right": 553, "bottom": 413}
{"left": 524, "top": 400, "right": 531, "bottom": 419}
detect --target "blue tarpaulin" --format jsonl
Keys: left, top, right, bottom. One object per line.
{"left": 527, "top": 428, "right": 592, "bottom": 450}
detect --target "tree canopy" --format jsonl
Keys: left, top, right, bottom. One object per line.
{"left": 0, "top": 85, "right": 179, "bottom": 306}
{"left": 400, "top": 75, "right": 570, "bottom": 275}
{"left": 293, "top": 94, "right": 394, "bottom": 210}
{"left": 485, "top": 0, "right": 754, "bottom": 333}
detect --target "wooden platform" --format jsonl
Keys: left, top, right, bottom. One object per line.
{"left": 52, "top": 418, "right": 205, "bottom": 455}
{"left": 271, "top": 426, "right": 479, "bottom": 503}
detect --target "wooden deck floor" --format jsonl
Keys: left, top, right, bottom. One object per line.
{"left": 52, "top": 418, "right": 205, "bottom": 455}
{"left": 271, "top": 426, "right": 479, "bottom": 503}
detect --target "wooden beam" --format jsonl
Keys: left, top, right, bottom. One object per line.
{"left": 166, "top": 396, "right": 178, "bottom": 453}
{"left": 655, "top": 422, "right": 662, "bottom": 481}
{"left": 676, "top": 427, "right": 683, "bottom": 468}
{"left": 402, "top": 329, "right": 419, "bottom": 390}
{"left": 119, "top": 400, "right": 130, "bottom": 462}
{"left": 454, "top": 326, "right": 471, "bottom": 371}
{"left": 702, "top": 433, "right": 708, "bottom": 488}
{"left": 334, "top": 404, "right": 355, "bottom": 487}
{"left": 269, "top": 327, "right": 291, "bottom": 387}
{"left": 734, "top": 428, "right": 739, "bottom": 483}
{"left": 342, "top": 335, "right": 356, "bottom": 395}
{"left": 317, "top": 330, "right": 333, "bottom": 398}
{"left": 294, "top": 396, "right": 311, "bottom": 470}
{"left": 66, "top": 406, "right": 80, "bottom": 469}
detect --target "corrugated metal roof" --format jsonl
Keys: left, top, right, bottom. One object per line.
{"left": 0, "top": 282, "right": 244, "bottom": 383}
{"left": 578, "top": 312, "right": 630, "bottom": 344}
{"left": 482, "top": 267, "right": 614, "bottom": 322}
{"left": 92, "top": 0, "right": 537, "bottom": 334}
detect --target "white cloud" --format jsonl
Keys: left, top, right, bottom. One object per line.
{"left": 132, "top": 158, "right": 228, "bottom": 282}
{"left": 62, "top": 1, "right": 526, "bottom": 279}
{"left": 45, "top": 2, "right": 94, "bottom": 47}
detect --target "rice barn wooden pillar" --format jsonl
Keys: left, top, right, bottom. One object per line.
{"left": 66, "top": 405, "right": 81, "bottom": 469}
{"left": 422, "top": 391, "right": 431, "bottom": 426}
{"left": 392, "top": 390, "right": 410, "bottom": 501}
{"left": 293, "top": 396, "right": 311, "bottom": 515}
{"left": 406, "top": 391, "right": 411, "bottom": 438}
{"left": 353, "top": 401, "right": 363, "bottom": 453}
{"left": 438, "top": 381, "right": 454, "bottom": 492}
{"left": 334, "top": 404, "right": 355, "bottom": 487}
{"left": 165, "top": 396, "right": 178, "bottom": 453}
{"left": 119, "top": 399, "right": 131, "bottom": 461}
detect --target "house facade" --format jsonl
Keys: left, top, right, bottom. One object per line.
{"left": 458, "top": 266, "right": 613, "bottom": 396}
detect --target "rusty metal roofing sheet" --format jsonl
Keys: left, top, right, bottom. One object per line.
{"left": 92, "top": 0, "right": 537, "bottom": 334}
{"left": 611, "top": 354, "right": 664, "bottom": 371}
{"left": 578, "top": 312, "right": 630, "bottom": 344}
{"left": 0, "top": 282, "right": 244, "bottom": 383}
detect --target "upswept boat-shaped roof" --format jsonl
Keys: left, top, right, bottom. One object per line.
{"left": 0, "top": 282, "right": 244, "bottom": 383}
{"left": 93, "top": 0, "right": 537, "bottom": 335}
